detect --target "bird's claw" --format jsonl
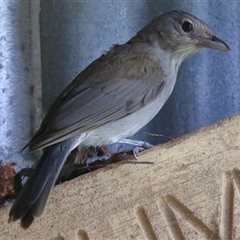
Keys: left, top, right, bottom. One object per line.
{"left": 132, "top": 141, "right": 153, "bottom": 159}
{"left": 133, "top": 147, "right": 144, "bottom": 159}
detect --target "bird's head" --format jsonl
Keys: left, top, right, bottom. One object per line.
{"left": 137, "top": 11, "right": 229, "bottom": 62}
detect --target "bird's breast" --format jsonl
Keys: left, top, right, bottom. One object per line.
{"left": 80, "top": 73, "right": 177, "bottom": 147}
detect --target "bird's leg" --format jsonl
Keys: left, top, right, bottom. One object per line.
{"left": 118, "top": 139, "right": 153, "bottom": 158}
{"left": 85, "top": 147, "right": 113, "bottom": 166}
{"left": 85, "top": 139, "right": 153, "bottom": 166}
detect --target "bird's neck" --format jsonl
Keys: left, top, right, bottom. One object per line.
{"left": 131, "top": 27, "right": 202, "bottom": 72}
{"left": 129, "top": 26, "right": 159, "bottom": 45}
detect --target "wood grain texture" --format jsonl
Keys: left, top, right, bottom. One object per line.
{"left": 1, "top": 114, "right": 240, "bottom": 240}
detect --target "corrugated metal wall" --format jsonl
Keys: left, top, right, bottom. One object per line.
{"left": 0, "top": 1, "right": 238, "bottom": 169}
{"left": 0, "top": 1, "right": 41, "bottom": 169}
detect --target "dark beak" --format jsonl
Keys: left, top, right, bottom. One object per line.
{"left": 200, "top": 35, "right": 230, "bottom": 52}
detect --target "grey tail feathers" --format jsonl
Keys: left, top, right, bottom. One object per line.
{"left": 9, "top": 140, "right": 72, "bottom": 229}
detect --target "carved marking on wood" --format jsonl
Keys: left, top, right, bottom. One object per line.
{"left": 220, "top": 168, "right": 240, "bottom": 239}
{"left": 157, "top": 196, "right": 184, "bottom": 240}
{"left": 135, "top": 206, "right": 157, "bottom": 240}
{"left": 51, "top": 168, "right": 240, "bottom": 239}
{"left": 76, "top": 230, "right": 90, "bottom": 240}
{"left": 220, "top": 169, "right": 234, "bottom": 240}
{"left": 230, "top": 168, "right": 240, "bottom": 198}
{"left": 157, "top": 195, "right": 214, "bottom": 239}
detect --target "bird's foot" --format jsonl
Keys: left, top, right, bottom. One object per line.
{"left": 132, "top": 147, "right": 145, "bottom": 159}
{"left": 118, "top": 139, "right": 153, "bottom": 159}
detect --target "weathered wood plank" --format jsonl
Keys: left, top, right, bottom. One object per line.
{"left": 1, "top": 114, "right": 240, "bottom": 239}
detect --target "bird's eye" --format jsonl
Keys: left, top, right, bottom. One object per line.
{"left": 181, "top": 21, "right": 193, "bottom": 32}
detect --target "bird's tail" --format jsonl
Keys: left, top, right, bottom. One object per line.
{"left": 8, "top": 140, "right": 72, "bottom": 229}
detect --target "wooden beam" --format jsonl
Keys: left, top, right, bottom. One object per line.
{"left": 1, "top": 114, "right": 240, "bottom": 239}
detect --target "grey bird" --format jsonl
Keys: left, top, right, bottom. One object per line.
{"left": 8, "top": 10, "right": 229, "bottom": 229}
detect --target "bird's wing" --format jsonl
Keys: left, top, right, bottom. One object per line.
{"left": 28, "top": 44, "right": 166, "bottom": 151}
